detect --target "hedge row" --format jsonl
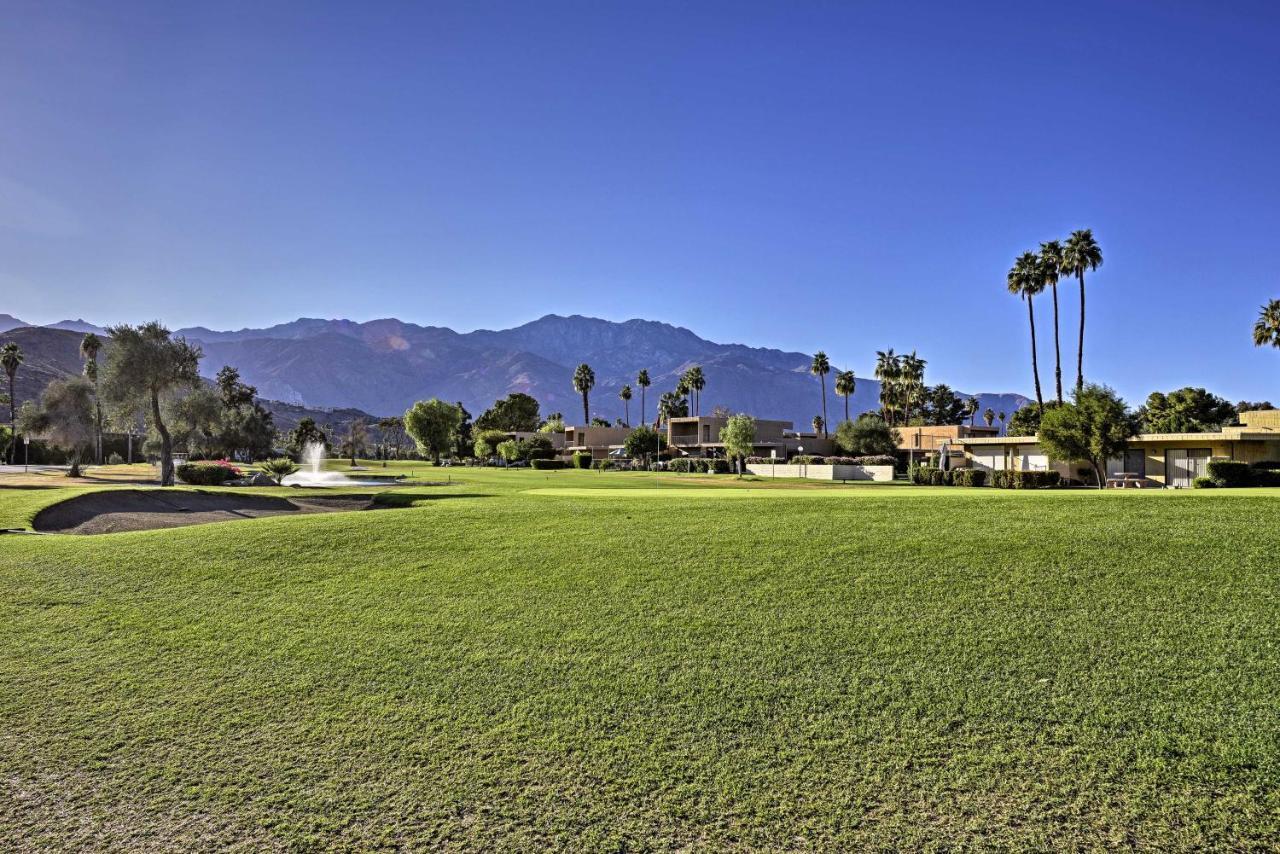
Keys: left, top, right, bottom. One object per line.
{"left": 530, "top": 459, "right": 566, "bottom": 470}
{"left": 668, "top": 458, "right": 732, "bottom": 474}
{"left": 991, "top": 470, "right": 1062, "bottom": 489}
{"left": 1202, "top": 459, "right": 1280, "bottom": 487}
{"left": 745, "top": 455, "right": 896, "bottom": 466}
{"left": 176, "top": 460, "right": 243, "bottom": 485}
{"left": 907, "top": 465, "right": 987, "bottom": 487}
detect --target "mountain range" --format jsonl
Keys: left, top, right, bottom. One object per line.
{"left": 1, "top": 314, "right": 1030, "bottom": 428}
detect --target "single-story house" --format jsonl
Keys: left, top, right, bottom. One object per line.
{"left": 957, "top": 409, "right": 1280, "bottom": 487}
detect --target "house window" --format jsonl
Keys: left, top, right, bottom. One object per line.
{"left": 702, "top": 425, "right": 711, "bottom": 442}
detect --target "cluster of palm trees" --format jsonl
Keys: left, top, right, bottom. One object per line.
{"left": 2, "top": 342, "right": 22, "bottom": 464}
{"left": 871, "top": 349, "right": 927, "bottom": 428}
{"left": 572, "top": 362, "right": 706, "bottom": 428}
{"left": 1006, "top": 228, "right": 1103, "bottom": 415}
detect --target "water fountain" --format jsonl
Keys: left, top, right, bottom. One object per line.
{"left": 282, "top": 442, "right": 389, "bottom": 487}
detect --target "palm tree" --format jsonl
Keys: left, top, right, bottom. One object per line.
{"left": 683, "top": 365, "right": 706, "bottom": 416}
{"left": 80, "top": 333, "right": 103, "bottom": 464}
{"left": 1, "top": 342, "right": 22, "bottom": 465}
{"left": 967, "top": 396, "right": 980, "bottom": 426}
{"left": 810, "top": 351, "right": 831, "bottom": 437}
{"left": 899, "top": 352, "right": 926, "bottom": 427}
{"left": 1255, "top": 300, "right": 1280, "bottom": 366}
{"left": 619, "top": 384, "right": 633, "bottom": 427}
{"left": 998, "top": 411, "right": 1006, "bottom": 436}
{"left": 983, "top": 407, "right": 995, "bottom": 428}
{"left": 1039, "top": 240, "right": 1065, "bottom": 403}
{"left": 636, "top": 369, "right": 651, "bottom": 426}
{"left": 874, "top": 349, "right": 901, "bottom": 426}
{"left": 834, "top": 370, "right": 856, "bottom": 423}
{"left": 1008, "top": 251, "right": 1046, "bottom": 415}
{"left": 1061, "top": 229, "right": 1103, "bottom": 393}
{"left": 811, "top": 415, "right": 824, "bottom": 436}
{"left": 572, "top": 363, "right": 595, "bottom": 425}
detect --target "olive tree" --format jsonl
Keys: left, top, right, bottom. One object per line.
{"left": 719, "top": 414, "right": 756, "bottom": 477}
{"left": 101, "top": 322, "right": 202, "bottom": 486}
{"left": 18, "top": 376, "right": 96, "bottom": 476}
{"left": 404, "top": 398, "right": 464, "bottom": 464}
{"left": 1038, "top": 383, "right": 1135, "bottom": 489}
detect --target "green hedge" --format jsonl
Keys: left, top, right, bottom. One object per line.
{"left": 990, "top": 470, "right": 1062, "bottom": 489}
{"left": 176, "top": 461, "right": 243, "bottom": 485}
{"left": 1205, "top": 460, "right": 1254, "bottom": 487}
{"left": 1192, "top": 476, "right": 1216, "bottom": 489}
{"left": 570, "top": 452, "right": 592, "bottom": 469}
{"left": 530, "top": 459, "right": 565, "bottom": 470}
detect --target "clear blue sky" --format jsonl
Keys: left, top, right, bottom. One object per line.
{"left": 3, "top": 1, "right": 1279, "bottom": 403}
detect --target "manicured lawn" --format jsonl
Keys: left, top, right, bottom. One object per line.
{"left": 2, "top": 467, "right": 1278, "bottom": 849}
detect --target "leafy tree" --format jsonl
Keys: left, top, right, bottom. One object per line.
{"left": 810, "top": 351, "right": 831, "bottom": 437}
{"left": 586, "top": 416, "right": 609, "bottom": 427}
{"left": 619, "top": 384, "right": 632, "bottom": 427}
{"left": 378, "top": 416, "right": 404, "bottom": 462}
{"left": 636, "top": 369, "right": 651, "bottom": 426}
{"left": 404, "top": 398, "right": 464, "bottom": 464}
{"left": 286, "top": 417, "right": 328, "bottom": 455}
{"left": 516, "top": 434, "right": 555, "bottom": 461}
{"left": 1039, "top": 239, "right": 1065, "bottom": 403}
{"left": 539, "top": 414, "right": 565, "bottom": 434}
{"left": 834, "top": 413, "right": 900, "bottom": 457}
{"left": 572, "top": 363, "right": 595, "bottom": 425}
{"left": 1006, "top": 402, "right": 1060, "bottom": 436}
{"left": 1062, "top": 229, "right": 1103, "bottom": 392}
{"left": 1038, "top": 384, "right": 1136, "bottom": 489}
{"left": 212, "top": 366, "right": 274, "bottom": 460}
{"left": 719, "top": 414, "right": 756, "bottom": 477}
{"left": 917, "top": 384, "right": 967, "bottom": 425}
{"left": 1, "top": 342, "right": 22, "bottom": 464}
{"left": 622, "top": 424, "right": 666, "bottom": 459}
{"left": 342, "top": 419, "right": 369, "bottom": 465}
{"left": 101, "top": 322, "right": 202, "bottom": 486}
{"left": 495, "top": 439, "right": 521, "bottom": 464}
{"left": 1007, "top": 251, "right": 1046, "bottom": 415}
{"left": 18, "top": 376, "right": 96, "bottom": 476}
{"left": 454, "top": 401, "right": 473, "bottom": 458}
{"left": 80, "top": 333, "right": 104, "bottom": 463}
{"left": 472, "top": 428, "right": 508, "bottom": 461}
{"left": 164, "top": 386, "right": 223, "bottom": 456}
{"left": 834, "top": 370, "right": 856, "bottom": 423}
{"left": 474, "top": 392, "right": 541, "bottom": 432}
{"left": 1136, "top": 388, "right": 1235, "bottom": 433}
{"left": 1236, "top": 400, "right": 1275, "bottom": 413}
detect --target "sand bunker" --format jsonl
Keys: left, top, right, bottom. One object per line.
{"left": 33, "top": 490, "right": 377, "bottom": 535}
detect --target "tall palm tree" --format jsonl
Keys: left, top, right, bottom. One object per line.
{"left": 834, "top": 370, "right": 856, "bottom": 423}
{"left": 636, "top": 369, "right": 651, "bottom": 426}
{"left": 683, "top": 365, "right": 706, "bottom": 416}
{"left": 619, "top": 384, "right": 633, "bottom": 427}
{"left": 572, "top": 363, "right": 595, "bottom": 425}
{"left": 80, "top": 332, "right": 103, "bottom": 464}
{"left": 1039, "top": 240, "right": 1065, "bottom": 403}
{"left": 810, "top": 351, "right": 831, "bottom": 437}
{"left": 811, "top": 415, "right": 825, "bottom": 436}
{"left": 1061, "top": 229, "right": 1103, "bottom": 393}
{"left": 998, "top": 411, "right": 1006, "bottom": 436}
{"left": 1254, "top": 299, "right": 1280, "bottom": 354}
{"left": 874, "top": 349, "right": 901, "bottom": 426}
{"left": 1008, "top": 251, "right": 1046, "bottom": 415}
{"left": 967, "top": 396, "right": 980, "bottom": 426}
{"left": 983, "top": 407, "right": 995, "bottom": 428}
{"left": 899, "top": 352, "right": 926, "bottom": 427}
{"left": 1, "top": 342, "right": 22, "bottom": 465}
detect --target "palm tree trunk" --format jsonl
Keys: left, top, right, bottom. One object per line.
{"left": 1076, "top": 271, "right": 1086, "bottom": 394}
{"left": 625, "top": 399, "right": 630, "bottom": 427}
{"left": 820, "top": 375, "right": 828, "bottom": 437}
{"left": 1051, "top": 282, "right": 1063, "bottom": 404}
{"left": 843, "top": 395, "right": 849, "bottom": 423}
{"left": 1027, "top": 298, "right": 1044, "bottom": 415}
{"left": 582, "top": 392, "right": 589, "bottom": 426}
{"left": 640, "top": 388, "right": 645, "bottom": 427}
{"left": 7, "top": 374, "right": 14, "bottom": 465}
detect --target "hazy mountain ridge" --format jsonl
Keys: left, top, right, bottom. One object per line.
{"left": 3, "top": 314, "right": 1031, "bottom": 427}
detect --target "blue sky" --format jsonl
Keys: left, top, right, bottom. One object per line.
{"left": 3, "top": 1, "right": 1279, "bottom": 403}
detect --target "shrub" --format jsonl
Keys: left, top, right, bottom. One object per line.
{"left": 707, "top": 458, "right": 730, "bottom": 474}
{"left": 107, "top": 452, "right": 124, "bottom": 465}
{"left": 530, "top": 459, "right": 565, "bottom": 470}
{"left": 1254, "top": 468, "right": 1280, "bottom": 487}
{"left": 1249, "top": 460, "right": 1280, "bottom": 470}
{"left": 176, "top": 459, "right": 243, "bottom": 485}
{"left": 849, "top": 455, "right": 896, "bottom": 467}
{"left": 950, "top": 469, "right": 987, "bottom": 487}
{"left": 1205, "top": 459, "right": 1253, "bottom": 487}
{"left": 668, "top": 458, "right": 691, "bottom": 473}
{"left": 909, "top": 464, "right": 939, "bottom": 485}
{"left": 992, "top": 470, "right": 1062, "bottom": 489}
{"left": 571, "top": 452, "right": 592, "bottom": 469}
{"left": 1192, "top": 476, "right": 1216, "bottom": 489}
{"left": 929, "top": 468, "right": 945, "bottom": 485}
{"left": 259, "top": 457, "right": 299, "bottom": 485}
{"left": 790, "top": 455, "right": 821, "bottom": 465}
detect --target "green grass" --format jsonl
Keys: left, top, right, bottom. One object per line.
{"left": 2, "top": 467, "right": 1278, "bottom": 849}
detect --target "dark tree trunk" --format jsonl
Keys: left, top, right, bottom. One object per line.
{"left": 1027, "top": 297, "right": 1044, "bottom": 416}
{"left": 820, "top": 374, "right": 828, "bottom": 437}
{"left": 1051, "top": 282, "right": 1063, "bottom": 404}
{"left": 1076, "top": 270, "right": 1086, "bottom": 393}
{"left": 844, "top": 395, "right": 849, "bottom": 423}
{"left": 640, "top": 387, "right": 645, "bottom": 427}
{"left": 581, "top": 392, "right": 589, "bottom": 426}
{"left": 152, "top": 390, "right": 174, "bottom": 486}
{"left": 6, "top": 374, "right": 14, "bottom": 465}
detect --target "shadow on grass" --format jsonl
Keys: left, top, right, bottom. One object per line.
{"left": 372, "top": 492, "right": 490, "bottom": 508}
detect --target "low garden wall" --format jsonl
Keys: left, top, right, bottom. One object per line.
{"left": 745, "top": 463, "right": 894, "bottom": 482}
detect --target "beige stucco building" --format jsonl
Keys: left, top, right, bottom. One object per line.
{"left": 666, "top": 416, "right": 836, "bottom": 458}
{"left": 957, "top": 409, "right": 1280, "bottom": 487}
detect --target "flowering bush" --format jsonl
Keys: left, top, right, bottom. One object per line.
{"left": 176, "top": 459, "right": 244, "bottom": 485}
